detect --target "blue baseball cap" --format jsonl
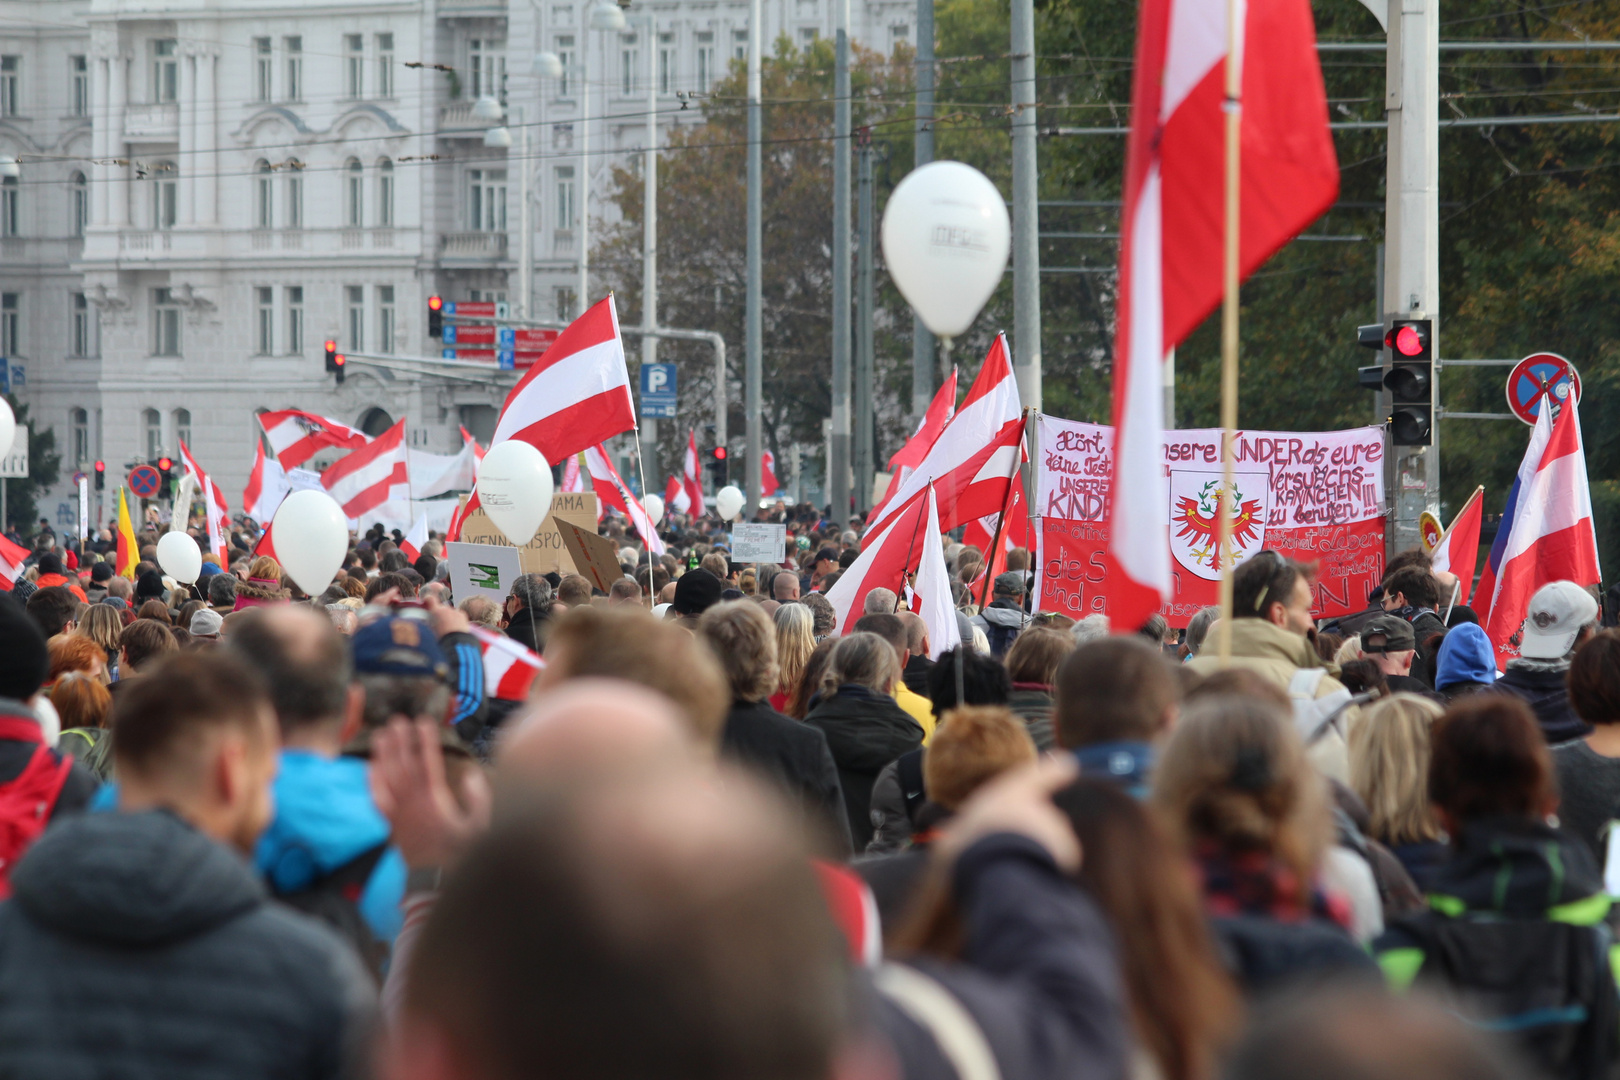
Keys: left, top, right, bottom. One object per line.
{"left": 351, "top": 614, "right": 447, "bottom": 679}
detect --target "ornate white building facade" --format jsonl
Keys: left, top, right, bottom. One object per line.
{"left": 0, "top": 0, "right": 911, "bottom": 529}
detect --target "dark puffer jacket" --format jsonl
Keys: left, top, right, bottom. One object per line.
{"left": 0, "top": 808, "right": 375, "bottom": 1080}
{"left": 805, "top": 685, "right": 925, "bottom": 851}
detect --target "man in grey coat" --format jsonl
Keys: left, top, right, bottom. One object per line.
{"left": 0, "top": 649, "right": 375, "bottom": 1080}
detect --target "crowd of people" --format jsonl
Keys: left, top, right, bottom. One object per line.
{"left": 0, "top": 505, "right": 1617, "bottom": 1080}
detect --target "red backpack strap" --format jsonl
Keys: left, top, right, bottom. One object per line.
{"left": 0, "top": 717, "right": 45, "bottom": 744}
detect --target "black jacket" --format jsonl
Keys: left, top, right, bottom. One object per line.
{"left": 720, "top": 698, "right": 853, "bottom": 857}
{"left": 0, "top": 809, "right": 376, "bottom": 1080}
{"left": 902, "top": 654, "right": 934, "bottom": 697}
{"left": 504, "top": 605, "right": 549, "bottom": 654}
{"left": 1497, "top": 665, "right": 1590, "bottom": 745}
{"left": 870, "top": 834, "right": 1129, "bottom": 1080}
{"left": 805, "top": 685, "right": 925, "bottom": 851}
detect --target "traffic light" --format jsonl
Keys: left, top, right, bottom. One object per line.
{"left": 324, "top": 339, "right": 346, "bottom": 385}
{"left": 93, "top": 460, "right": 105, "bottom": 491}
{"left": 427, "top": 295, "right": 444, "bottom": 338}
{"left": 708, "top": 445, "right": 729, "bottom": 487}
{"left": 155, "top": 455, "right": 174, "bottom": 498}
{"left": 1384, "top": 319, "right": 1433, "bottom": 446}
{"left": 1354, "top": 319, "right": 1433, "bottom": 446}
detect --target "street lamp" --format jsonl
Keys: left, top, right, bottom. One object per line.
{"left": 483, "top": 126, "right": 513, "bottom": 147}
{"left": 0, "top": 157, "right": 18, "bottom": 180}
{"left": 589, "top": 1, "right": 627, "bottom": 32}
{"left": 531, "top": 51, "right": 564, "bottom": 79}
{"left": 471, "top": 95, "right": 505, "bottom": 123}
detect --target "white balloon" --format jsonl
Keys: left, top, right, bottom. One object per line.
{"left": 477, "top": 440, "right": 554, "bottom": 545}
{"left": 881, "top": 161, "right": 1011, "bottom": 339}
{"left": 641, "top": 492, "right": 664, "bottom": 526}
{"left": 155, "top": 531, "right": 202, "bottom": 584}
{"left": 715, "top": 485, "right": 745, "bottom": 522}
{"left": 0, "top": 396, "right": 14, "bottom": 462}
{"left": 271, "top": 490, "right": 349, "bottom": 595}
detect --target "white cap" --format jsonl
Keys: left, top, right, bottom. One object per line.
{"left": 1519, "top": 580, "right": 1599, "bottom": 660}
{"left": 651, "top": 602, "right": 672, "bottom": 620}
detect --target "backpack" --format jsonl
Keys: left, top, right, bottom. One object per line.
{"left": 58, "top": 726, "right": 113, "bottom": 781}
{"left": 896, "top": 748, "right": 927, "bottom": 830}
{"left": 271, "top": 843, "right": 391, "bottom": 983}
{"left": 1287, "top": 668, "right": 1356, "bottom": 746}
{"left": 0, "top": 716, "right": 74, "bottom": 900}
{"left": 1390, "top": 911, "right": 1619, "bottom": 1080}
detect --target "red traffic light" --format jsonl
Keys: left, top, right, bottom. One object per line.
{"left": 1389, "top": 324, "right": 1426, "bottom": 357}
{"left": 93, "top": 460, "right": 105, "bottom": 473}
{"left": 324, "top": 339, "right": 337, "bottom": 352}
{"left": 334, "top": 353, "right": 346, "bottom": 365}
{"left": 427, "top": 295, "right": 443, "bottom": 312}
{"left": 712, "top": 447, "right": 727, "bottom": 460}
{"left": 156, "top": 456, "right": 173, "bottom": 471}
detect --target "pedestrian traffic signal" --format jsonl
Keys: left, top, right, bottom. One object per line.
{"left": 324, "top": 339, "right": 346, "bottom": 385}
{"left": 708, "top": 446, "right": 728, "bottom": 487}
{"left": 1384, "top": 319, "right": 1432, "bottom": 446}
{"left": 93, "top": 460, "right": 105, "bottom": 491}
{"left": 155, "top": 456, "right": 174, "bottom": 497}
{"left": 428, "top": 295, "right": 444, "bottom": 338}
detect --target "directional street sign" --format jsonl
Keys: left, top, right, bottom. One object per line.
{"left": 640, "top": 362, "right": 677, "bottom": 419}
{"left": 1506, "top": 352, "right": 1582, "bottom": 426}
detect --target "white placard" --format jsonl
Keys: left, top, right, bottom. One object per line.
{"left": 732, "top": 523, "right": 787, "bottom": 563}
{"left": 446, "top": 540, "right": 525, "bottom": 607}
{"left": 77, "top": 476, "right": 89, "bottom": 541}
{"left": 0, "top": 426, "right": 27, "bottom": 479}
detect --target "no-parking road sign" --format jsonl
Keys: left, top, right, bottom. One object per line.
{"left": 128, "top": 464, "right": 162, "bottom": 498}
{"left": 1506, "top": 352, "right": 1582, "bottom": 426}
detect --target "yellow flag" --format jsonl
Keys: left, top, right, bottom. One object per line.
{"left": 116, "top": 487, "right": 139, "bottom": 579}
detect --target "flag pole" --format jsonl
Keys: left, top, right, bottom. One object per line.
{"left": 1213, "top": 0, "right": 1243, "bottom": 665}
{"left": 893, "top": 483, "right": 930, "bottom": 613}
{"left": 978, "top": 411, "right": 1029, "bottom": 612}
{"left": 631, "top": 434, "right": 656, "bottom": 608}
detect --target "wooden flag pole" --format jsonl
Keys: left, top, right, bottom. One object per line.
{"left": 1214, "top": 0, "right": 1243, "bottom": 665}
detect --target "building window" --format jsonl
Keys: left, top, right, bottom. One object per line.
{"left": 143, "top": 408, "right": 162, "bottom": 460}
{"left": 345, "top": 159, "right": 363, "bottom": 226}
{"left": 255, "top": 160, "right": 273, "bottom": 229}
{"left": 0, "top": 56, "right": 18, "bottom": 116}
{"left": 346, "top": 286, "right": 364, "bottom": 352}
{"left": 621, "top": 35, "right": 637, "bottom": 95}
{"left": 555, "top": 36, "right": 574, "bottom": 96}
{"left": 286, "top": 286, "right": 303, "bottom": 354}
{"left": 554, "top": 166, "right": 575, "bottom": 230}
{"left": 469, "top": 39, "right": 507, "bottom": 104}
{"left": 377, "top": 33, "right": 394, "bottom": 97}
{"left": 696, "top": 32, "right": 714, "bottom": 87}
{"left": 254, "top": 38, "right": 272, "bottom": 102}
{"left": 70, "top": 171, "right": 87, "bottom": 236}
{"left": 71, "top": 408, "right": 89, "bottom": 465}
{"left": 284, "top": 36, "right": 302, "bottom": 101}
{"left": 378, "top": 158, "right": 394, "bottom": 226}
{"left": 469, "top": 169, "right": 507, "bottom": 232}
{"left": 173, "top": 408, "right": 191, "bottom": 450}
{"left": 554, "top": 286, "right": 575, "bottom": 321}
{"left": 255, "top": 287, "right": 274, "bottom": 355}
{"left": 733, "top": 30, "right": 748, "bottom": 62}
{"left": 153, "top": 288, "right": 180, "bottom": 356}
{"left": 151, "top": 39, "right": 178, "bottom": 103}
{"left": 658, "top": 33, "right": 674, "bottom": 93}
{"left": 1, "top": 176, "right": 17, "bottom": 237}
{"left": 71, "top": 55, "right": 89, "bottom": 116}
{"left": 889, "top": 23, "right": 910, "bottom": 52}
{"left": 378, "top": 285, "right": 395, "bottom": 354}
{"left": 152, "top": 163, "right": 177, "bottom": 230}
{"left": 286, "top": 174, "right": 303, "bottom": 228}
{"left": 71, "top": 293, "right": 93, "bottom": 357}
{"left": 0, "top": 294, "right": 18, "bottom": 357}
{"left": 799, "top": 27, "right": 818, "bottom": 47}
{"left": 345, "top": 34, "right": 364, "bottom": 98}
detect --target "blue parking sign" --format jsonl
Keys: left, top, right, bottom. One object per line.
{"left": 640, "top": 363, "right": 677, "bottom": 419}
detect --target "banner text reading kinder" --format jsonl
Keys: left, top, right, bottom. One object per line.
{"left": 1034, "top": 414, "right": 1386, "bottom": 625}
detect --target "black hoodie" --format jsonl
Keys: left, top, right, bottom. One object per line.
{"left": 805, "top": 685, "right": 924, "bottom": 850}
{"left": 0, "top": 808, "right": 375, "bottom": 1080}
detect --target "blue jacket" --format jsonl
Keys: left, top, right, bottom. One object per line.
{"left": 1435, "top": 623, "right": 1497, "bottom": 691}
{"left": 254, "top": 750, "right": 406, "bottom": 946}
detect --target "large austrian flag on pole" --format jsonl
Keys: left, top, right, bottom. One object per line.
{"left": 1107, "top": 0, "right": 1339, "bottom": 629}
{"left": 259, "top": 409, "right": 371, "bottom": 470}
{"left": 321, "top": 419, "right": 409, "bottom": 520}
{"left": 178, "top": 440, "right": 230, "bottom": 567}
{"left": 870, "top": 335, "right": 1022, "bottom": 534}
{"left": 489, "top": 295, "right": 636, "bottom": 462}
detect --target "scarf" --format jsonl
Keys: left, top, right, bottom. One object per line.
{"left": 1195, "top": 842, "right": 1353, "bottom": 930}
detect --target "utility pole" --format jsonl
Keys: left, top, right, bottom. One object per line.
{"left": 745, "top": 0, "right": 764, "bottom": 510}
{"left": 1383, "top": 0, "right": 1439, "bottom": 553}
{"left": 518, "top": 105, "right": 531, "bottom": 319}
{"left": 911, "top": 0, "right": 936, "bottom": 421}
{"left": 855, "top": 130, "right": 875, "bottom": 513}
{"left": 642, "top": 21, "right": 661, "bottom": 484}
{"left": 830, "top": 0, "right": 852, "bottom": 521}
{"left": 577, "top": 20, "right": 592, "bottom": 314}
{"left": 1010, "top": 0, "right": 1041, "bottom": 410}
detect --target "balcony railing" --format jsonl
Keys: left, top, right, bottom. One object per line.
{"left": 124, "top": 103, "right": 179, "bottom": 140}
{"left": 440, "top": 231, "right": 507, "bottom": 258}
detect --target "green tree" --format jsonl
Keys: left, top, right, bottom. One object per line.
{"left": 1, "top": 396, "right": 61, "bottom": 536}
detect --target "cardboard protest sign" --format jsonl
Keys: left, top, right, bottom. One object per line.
{"left": 455, "top": 492, "right": 600, "bottom": 576}
{"left": 1033, "top": 413, "right": 1386, "bottom": 626}
{"left": 556, "top": 519, "right": 624, "bottom": 594}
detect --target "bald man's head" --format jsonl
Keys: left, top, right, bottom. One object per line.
{"left": 497, "top": 679, "right": 693, "bottom": 793}
{"left": 226, "top": 604, "right": 352, "bottom": 737}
